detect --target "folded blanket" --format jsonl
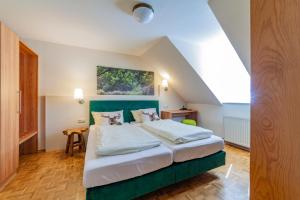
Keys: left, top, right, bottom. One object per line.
{"left": 142, "top": 119, "right": 212, "bottom": 144}
{"left": 95, "top": 124, "right": 161, "bottom": 156}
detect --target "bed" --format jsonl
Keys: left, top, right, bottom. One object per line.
{"left": 85, "top": 100, "right": 226, "bottom": 200}
{"left": 84, "top": 125, "right": 173, "bottom": 188}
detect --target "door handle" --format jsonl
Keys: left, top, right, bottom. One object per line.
{"left": 17, "top": 90, "right": 22, "bottom": 114}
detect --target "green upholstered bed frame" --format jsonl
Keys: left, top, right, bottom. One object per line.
{"left": 89, "top": 100, "right": 159, "bottom": 125}
{"left": 87, "top": 100, "right": 226, "bottom": 200}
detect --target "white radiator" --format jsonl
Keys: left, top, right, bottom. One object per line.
{"left": 223, "top": 117, "right": 250, "bottom": 148}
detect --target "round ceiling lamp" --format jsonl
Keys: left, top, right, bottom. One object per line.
{"left": 132, "top": 3, "right": 154, "bottom": 24}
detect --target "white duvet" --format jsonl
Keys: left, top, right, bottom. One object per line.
{"left": 142, "top": 119, "right": 212, "bottom": 144}
{"left": 95, "top": 124, "right": 161, "bottom": 156}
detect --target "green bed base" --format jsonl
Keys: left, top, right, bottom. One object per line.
{"left": 86, "top": 151, "right": 226, "bottom": 200}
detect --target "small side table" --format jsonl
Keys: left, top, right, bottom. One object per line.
{"left": 63, "top": 127, "right": 88, "bottom": 156}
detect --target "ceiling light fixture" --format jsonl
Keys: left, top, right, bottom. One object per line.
{"left": 132, "top": 3, "right": 154, "bottom": 24}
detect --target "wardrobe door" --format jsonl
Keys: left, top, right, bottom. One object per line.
{"left": 0, "top": 22, "right": 19, "bottom": 187}
{"left": 251, "top": 0, "right": 300, "bottom": 199}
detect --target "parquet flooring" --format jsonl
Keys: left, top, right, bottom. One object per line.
{"left": 0, "top": 145, "right": 249, "bottom": 200}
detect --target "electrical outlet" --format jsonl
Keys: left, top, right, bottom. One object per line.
{"left": 77, "top": 119, "right": 86, "bottom": 124}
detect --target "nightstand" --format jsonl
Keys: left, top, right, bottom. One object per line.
{"left": 63, "top": 127, "right": 88, "bottom": 156}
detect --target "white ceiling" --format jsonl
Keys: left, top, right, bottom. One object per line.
{"left": 0, "top": 0, "right": 220, "bottom": 56}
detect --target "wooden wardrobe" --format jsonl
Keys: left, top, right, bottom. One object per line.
{"left": 0, "top": 22, "right": 38, "bottom": 189}
{"left": 0, "top": 21, "right": 20, "bottom": 190}
{"left": 251, "top": 0, "right": 300, "bottom": 199}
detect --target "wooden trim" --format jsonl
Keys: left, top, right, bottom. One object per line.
{"left": 19, "top": 41, "right": 37, "bottom": 56}
{"left": 19, "top": 131, "right": 38, "bottom": 144}
{"left": 225, "top": 141, "right": 249, "bottom": 152}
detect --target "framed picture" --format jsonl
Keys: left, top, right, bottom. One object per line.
{"left": 97, "top": 66, "right": 154, "bottom": 95}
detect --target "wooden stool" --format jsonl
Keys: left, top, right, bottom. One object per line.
{"left": 63, "top": 127, "right": 88, "bottom": 156}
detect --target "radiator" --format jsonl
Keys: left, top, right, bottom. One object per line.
{"left": 223, "top": 117, "right": 250, "bottom": 148}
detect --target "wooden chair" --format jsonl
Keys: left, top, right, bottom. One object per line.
{"left": 63, "top": 127, "right": 88, "bottom": 156}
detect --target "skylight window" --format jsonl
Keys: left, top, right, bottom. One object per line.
{"left": 198, "top": 32, "right": 250, "bottom": 104}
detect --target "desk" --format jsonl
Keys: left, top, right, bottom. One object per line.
{"left": 161, "top": 110, "right": 198, "bottom": 124}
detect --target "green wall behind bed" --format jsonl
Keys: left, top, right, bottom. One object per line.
{"left": 89, "top": 100, "right": 159, "bottom": 125}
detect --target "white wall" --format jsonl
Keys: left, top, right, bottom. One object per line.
{"left": 44, "top": 96, "right": 87, "bottom": 150}
{"left": 188, "top": 104, "right": 224, "bottom": 137}
{"left": 38, "top": 96, "right": 46, "bottom": 150}
{"left": 170, "top": 37, "right": 250, "bottom": 104}
{"left": 223, "top": 103, "right": 250, "bottom": 119}
{"left": 187, "top": 103, "right": 250, "bottom": 138}
{"left": 24, "top": 38, "right": 250, "bottom": 151}
{"left": 209, "top": 0, "right": 250, "bottom": 73}
{"left": 142, "top": 37, "right": 220, "bottom": 105}
{"left": 24, "top": 39, "right": 185, "bottom": 151}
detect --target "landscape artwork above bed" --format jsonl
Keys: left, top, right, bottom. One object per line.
{"left": 97, "top": 66, "right": 154, "bottom": 95}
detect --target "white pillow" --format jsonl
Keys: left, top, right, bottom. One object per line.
{"left": 131, "top": 110, "right": 143, "bottom": 123}
{"left": 140, "top": 108, "right": 160, "bottom": 122}
{"left": 92, "top": 110, "right": 124, "bottom": 125}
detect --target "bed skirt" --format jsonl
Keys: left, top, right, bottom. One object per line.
{"left": 86, "top": 151, "right": 226, "bottom": 200}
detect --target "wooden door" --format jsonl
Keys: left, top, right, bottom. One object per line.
{"left": 251, "top": 0, "right": 300, "bottom": 199}
{"left": 0, "top": 22, "right": 19, "bottom": 188}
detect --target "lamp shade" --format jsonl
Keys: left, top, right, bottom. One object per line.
{"left": 162, "top": 79, "right": 168, "bottom": 88}
{"left": 74, "top": 88, "right": 84, "bottom": 100}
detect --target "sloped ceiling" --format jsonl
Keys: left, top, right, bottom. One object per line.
{"left": 170, "top": 37, "right": 250, "bottom": 103}
{"left": 142, "top": 37, "right": 221, "bottom": 105}
{"left": 0, "top": 0, "right": 220, "bottom": 56}
{"left": 209, "top": 0, "right": 250, "bottom": 73}
{"left": 0, "top": 0, "right": 249, "bottom": 105}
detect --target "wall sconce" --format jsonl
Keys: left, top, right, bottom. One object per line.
{"left": 74, "top": 88, "right": 85, "bottom": 104}
{"left": 162, "top": 79, "right": 168, "bottom": 91}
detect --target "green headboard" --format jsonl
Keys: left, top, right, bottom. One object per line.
{"left": 89, "top": 100, "right": 159, "bottom": 125}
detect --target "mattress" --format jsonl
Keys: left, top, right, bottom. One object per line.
{"left": 83, "top": 125, "right": 173, "bottom": 188}
{"left": 159, "top": 135, "right": 224, "bottom": 162}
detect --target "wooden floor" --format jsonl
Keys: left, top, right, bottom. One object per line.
{"left": 0, "top": 145, "right": 249, "bottom": 200}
